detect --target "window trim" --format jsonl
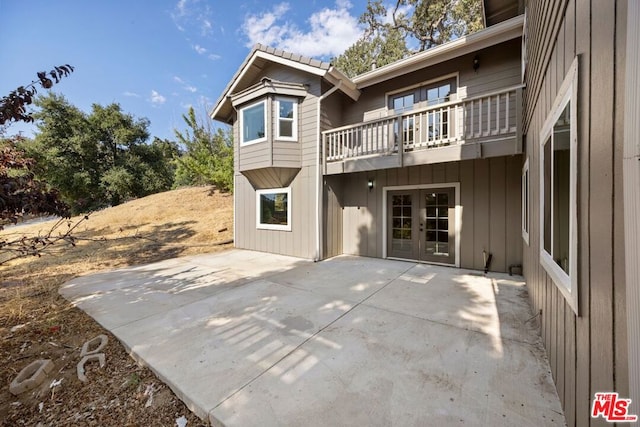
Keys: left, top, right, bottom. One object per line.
{"left": 256, "top": 187, "right": 292, "bottom": 231}
{"left": 522, "top": 157, "right": 530, "bottom": 245}
{"left": 538, "top": 56, "right": 579, "bottom": 314}
{"left": 240, "top": 99, "right": 267, "bottom": 146}
{"left": 385, "top": 73, "right": 459, "bottom": 114}
{"left": 275, "top": 97, "right": 297, "bottom": 141}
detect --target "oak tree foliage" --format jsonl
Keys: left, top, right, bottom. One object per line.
{"left": 333, "top": 0, "right": 484, "bottom": 77}
{"left": 25, "top": 93, "right": 178, "bottom": 212}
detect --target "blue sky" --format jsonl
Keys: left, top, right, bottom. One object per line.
{"left": 0, "top": 0, "right": 374, "bottom": 141}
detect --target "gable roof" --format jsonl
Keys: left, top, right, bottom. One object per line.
{"left": 211, "top": 44, "right": 359, "bottom": 123}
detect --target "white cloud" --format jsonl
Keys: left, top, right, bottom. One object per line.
{"left": 208, "top": 53, "right": 221, "bottom": 61}
{"left": 193, "top": 44, "right": 207, "bottom": 54}
{"left": 175, "top": 0, "right": 188, "bottom": 17}
{"left": 150, "top": 90, "right": 166, "bottom": 105}
{"left": 201, "top": 18, "right": 212, "bottom": 36}
{"left": 123, "top": 91, "right": 140, "bottom": 98}
{"left": 173, "top": 76, "right": 198, "bottom": 93}
{"left": 172, "top": 0, "right": 215, "bottom": 37}
{"left": 242, "top": 1, "right": 362, "bottom": 58}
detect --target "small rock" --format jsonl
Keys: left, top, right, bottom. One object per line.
{"left": 11, "top": 324, "right": 27, "bottom": 333}
{"left": 176, "top": 415, "right": 188, "bottom": 427}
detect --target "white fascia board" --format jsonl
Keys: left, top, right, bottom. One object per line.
{"left": 212, "top": 50, "right": 327, "bottom": 121}
{"left": 254, "top": 51, "right": 327, "bottom": 76}
{"left": 353, "top": 15, "right": 525, "bottom": 89}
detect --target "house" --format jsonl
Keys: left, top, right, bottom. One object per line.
{"left": 211, "top": 0, "right": 639, "bottom": 424}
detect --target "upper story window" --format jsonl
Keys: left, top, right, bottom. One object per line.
{"left": 426, "top": 81, "right": 452, "bottom": 106}
{"left": 539, "top": 57, "right": 578, "bottom": 314}
{"left": 393, "top": 93, "right": 415, "bottom": 113}
{"left": 276, "top": 97, "right": 297, "bottom": 141}
{"left": 388, "top": 76, "right": 456, "bottom": 113}
{"left": 240, "top": 100, "right": 266, "bottom": 145}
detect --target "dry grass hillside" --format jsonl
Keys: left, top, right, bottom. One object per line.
{"left": 0, "top": 186, "right": 233, "bottom": 426}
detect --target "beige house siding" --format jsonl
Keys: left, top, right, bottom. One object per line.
{"left": 232, "top": 62, "right": 324, "bottom": 259}
{"left": 337, "top": 156, "right": 522, "bottom": 273}
{"left": 339, "top": 38, "right": 522, "bottom": 128}
{"left": 523, "top": 1, "right": 628, "bottom": 425}
{"left": 323, "top": 175, "right": 343, "bottom": 259}
{"left": 234, "top": 165, "right": 316, "bottom": 259}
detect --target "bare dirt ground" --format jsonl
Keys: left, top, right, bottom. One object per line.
{"left": 0, "top": 186, "right": 233, "bottom": 426}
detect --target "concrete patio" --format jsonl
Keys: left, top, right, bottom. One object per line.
{"left": 60, "top": 249, "right": 565, "bottom": 426}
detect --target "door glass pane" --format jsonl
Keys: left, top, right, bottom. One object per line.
{"left": 436, "top": 243, "right": 449, "bottom": 255}
{"left": 391, "top": 193, "right": 412, "bottom": 250}
{"left": 424, "top": 191, "right": 450, "bottom": 257}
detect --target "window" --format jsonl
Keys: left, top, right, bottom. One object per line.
{"left": 539, "top": 57, "right": 578, "bottom": 314}
{"left": 256, "top": 188, "right": 291, "bottom": 231}
{"left": 522, "top": 158, "right": 530, "bottom": 244}
{"left": 240, "top": 100, "right": 266, "bottom": 145}
{"left": 392, "top": 93, "right": 415, "bottom": 113}
{"left": 389, "top": 77, "right": 456, "bottom": 145}
{"left": 276, "top": 97, "right": 297, "bottom": 140}
{"left": 388, "top": 77, "right": 456, "bottom": 112}
{"left": 425, "top": 81, "right": 452, "bottom": 106}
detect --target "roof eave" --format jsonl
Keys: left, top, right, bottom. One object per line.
{"left": 211, "top": 45, "right": 347, "bottom": 123}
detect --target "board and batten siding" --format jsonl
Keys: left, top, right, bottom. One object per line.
{"left": 232, "top": 63, "right": 324, "bottom": 259}
{"left": 522, "top": 1, "right": 628, "bottom": 426}
{"left": 321, "top": 89, "right": 346, "bottom": 259}
{"left": 234, "top": 165, "right": 316, "bottom": 259}
{"left": 337, "top": 157, "right": 522, "bottom": 273}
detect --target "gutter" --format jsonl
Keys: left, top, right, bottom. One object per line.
{"left": 315, "top": 80, "right": 342, "bottom": 261}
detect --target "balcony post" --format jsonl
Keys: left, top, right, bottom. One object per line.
{"left": 397, "top": 116, "right": 404, "bottom": 168}
{"left": 322, "top": 132, "right": 327, "bottom": 174}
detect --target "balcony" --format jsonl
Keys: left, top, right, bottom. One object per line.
{"left": 323, "top": 85, "right": 523, "bottom": 175}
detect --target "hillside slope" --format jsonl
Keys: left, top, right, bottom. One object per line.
{"left": 0, "top": 186, "right": 232, "bottom": 426}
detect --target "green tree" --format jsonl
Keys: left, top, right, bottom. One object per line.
{"left": 334, "top": 0, "right": 484, "bottom": 77}
{"left": 173, "top": 107, "right": 233, "bottom": 192}
{"left": 26, "top": 93, "right": 177, "bottom": 212}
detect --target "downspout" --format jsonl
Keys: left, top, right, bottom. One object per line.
{"left": 315, "top": 80, "right": 342, "bottom": 261}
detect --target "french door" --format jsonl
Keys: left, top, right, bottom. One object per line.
{"left": 387, "top": 187, "right": 456, "bottom": 265}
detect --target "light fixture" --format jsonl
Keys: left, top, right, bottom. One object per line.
{"left": 367, "top": 179, "right": 374, "bottom": 191}
{"left": 473, "top": 55, "right": 480, "bottom": 72}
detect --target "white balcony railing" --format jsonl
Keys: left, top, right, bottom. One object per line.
{"left": 323, "top": 85, "right": 523, "bottom": 163}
